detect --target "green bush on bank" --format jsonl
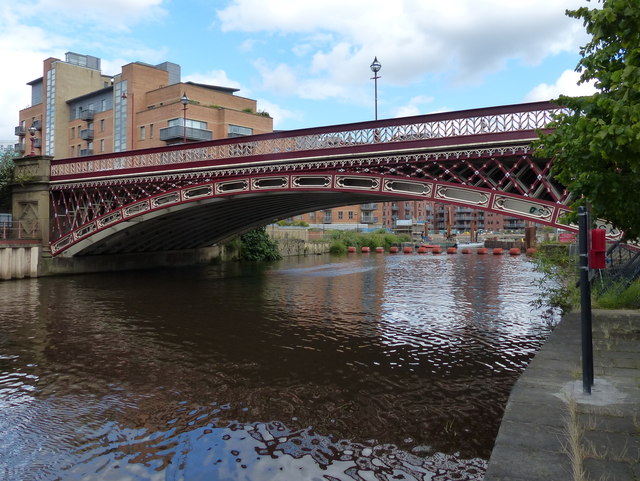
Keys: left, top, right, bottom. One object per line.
{"left": 532, "top": 242, "right": 640, "bottom": 313}
{"left": 327, "top": 230, "right": 411, "bottom": 254}
{"left": 592, "top": 279, "right": 640, "bottom": 309}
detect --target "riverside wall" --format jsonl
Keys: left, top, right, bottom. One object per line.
{"left": 0, "top": 244, "right": 41, "bottom": 280}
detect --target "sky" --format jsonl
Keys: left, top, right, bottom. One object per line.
{"left": 1, "top": 0, "right": 598, "bottom": 141}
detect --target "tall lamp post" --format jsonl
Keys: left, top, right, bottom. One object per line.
{"left": 180, "top": 92, "right": 189, "bottom": 144}
{"left": 370, "top": 57, "right": 381, "bottom": 120}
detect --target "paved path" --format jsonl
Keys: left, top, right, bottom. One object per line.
{"left": 484, "top": 310, "right": 640, "bottom": 481}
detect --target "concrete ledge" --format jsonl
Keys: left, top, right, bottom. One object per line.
{"left": 485, "top": 311, "right": 640, "bottom": 481}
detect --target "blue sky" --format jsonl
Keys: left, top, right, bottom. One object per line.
{"left": 1, "top": 0, "right": 597, "bottom": 140}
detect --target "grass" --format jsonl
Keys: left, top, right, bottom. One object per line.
{"left": 592, "top": 280, "right": 640, "bottom": 309}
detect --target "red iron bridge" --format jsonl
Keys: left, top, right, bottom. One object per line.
{"left": 47, "top": 100, "right": 619, "bottom": 257}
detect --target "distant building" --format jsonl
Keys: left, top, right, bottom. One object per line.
{"left": 16, "top": 52, "right": 273, "bottom": 159}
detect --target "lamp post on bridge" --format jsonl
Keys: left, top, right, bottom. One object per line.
{"left": 180, "top": 92, "right": 189, "bottom": 144}
{"left": 370, "top": 57, "right": 381, "bottom": 121}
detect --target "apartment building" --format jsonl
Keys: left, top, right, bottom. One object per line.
{"left": 16, "top": 52, "right": 273, "bottom": 159}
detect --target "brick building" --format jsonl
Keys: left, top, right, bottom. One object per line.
{"left": 16, "top": 52, "right": 272, "bottom": 159}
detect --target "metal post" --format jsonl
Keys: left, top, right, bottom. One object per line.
{"left": 578, "top": 205, "right": 594, "bottom": 394}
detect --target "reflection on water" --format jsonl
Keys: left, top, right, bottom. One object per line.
{"left": 0, "top": 253, "right": 555, "bottom": 480}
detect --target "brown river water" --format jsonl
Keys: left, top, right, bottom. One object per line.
{"left": 0, "top": 252, "right": 556, "bottom": 480}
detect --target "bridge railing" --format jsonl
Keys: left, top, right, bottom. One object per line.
{"left": 50, "top": 101, "right": 566, "bottom": 179}
{"left": 0, "top": 221, "right": 41, "bottom": 242}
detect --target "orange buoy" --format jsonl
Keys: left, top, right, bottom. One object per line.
{"left": 347, "top": 246, "right": 357, "bottom": 253}
{"left": 477, "top": 247, "right": 488, "bottom": 255}
{"left": 432, "top": 247, "right": 442, "bottom": 255}
{"left": 389, "top": 246, "right": 399, "bottom": 254}
{"left": 493, "top": 248, "right": 504, "bottom": 255}
{"left": 446, "top": 247, "right": 457, "bottom": 254}
{"left": 403, "top": 246, "right": 413, "bottom": 254}
{"left": 526, "top": 247, "right": 537, "bottom": 255}
{"left": 417, "top": 246, "right": 428, "bottom": 254}
{"left": 461, "top": 248, "right": 472, "bottom": 254}
{"left": 509, "top": 247, "right": 521, "bottom": 256}
{"left": 375, "top": 247, "right": 385, "bottom": 253}
{"left": 361, "top": 246, "right": 371, "bottom": 253}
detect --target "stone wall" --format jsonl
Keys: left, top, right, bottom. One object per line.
{"left": 275, "top": 238, "right": 330, "bottom": 257}
{"left": 0, "top": 245, "right": 40, "bottom": 280}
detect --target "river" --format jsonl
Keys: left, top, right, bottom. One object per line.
{"left": 0, "top": 252, "right": 556, "bottom": 481}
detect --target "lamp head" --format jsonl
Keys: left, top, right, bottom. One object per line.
{"left": 370, "top": 57, "right": 381, "bottom": 73}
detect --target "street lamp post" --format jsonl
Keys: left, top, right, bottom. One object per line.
{"left": 370, "top": 57, "right": 381, "bottom": 121}
{"left": 180, "top": 92, "right": 189, "bottom": 144}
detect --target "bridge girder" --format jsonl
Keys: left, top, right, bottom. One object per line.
{"left": 50, "top": 171, "right": 577, "bottom": 257}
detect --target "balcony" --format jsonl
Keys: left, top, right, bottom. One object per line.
{"left": 15, "top": 126, "right": 26, "bottom": 137}
{"left": 360, "top": 203, "right": 378, "bottom": 211}
{"left": 80, "top": 129, "right": 94, "bottom": 140}
{"left": 79, "top": 149, "right": 93, "bottom": 157}
{"left": 14, "top": 142, "right": 25, "bottom": 153}
{"left": 80, "top": 109, "right": 95, "bottom": 121}
{"left": 159, "top": 125, "right": 213, "bottom": 143}
{"left": 33, "top": 138, "right": 42, "bottom": 148}
{"left": 361, "top": 215, "right": 379, "bottom": 224}
{"left": 32, "top": 119, "right": 42, "bottom": 131}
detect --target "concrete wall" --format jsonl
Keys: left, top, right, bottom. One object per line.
{"left": 275, "top": 238, "right": 330, "bottom": 257}
{"left": 0, "top": 245, "right": 40, "bottom": 280}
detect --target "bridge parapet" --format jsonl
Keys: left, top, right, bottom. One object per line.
{"left": 50, "top": 101, "right": 567, "bottom": 181}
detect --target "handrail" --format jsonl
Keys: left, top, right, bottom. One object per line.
{"left": 50, "top": 101, "right": 566, "bottom": 179}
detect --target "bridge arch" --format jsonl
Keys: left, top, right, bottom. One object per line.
{"left": 51, "top": 172, "right": 577, "bottom": 257}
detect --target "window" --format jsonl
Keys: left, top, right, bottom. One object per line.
{"left": 100, "top": 119, "right": 105, "bottom": 132}
{"left": 71, "top": 146, "right": 74, "bottom": 156}
{"left": 338, "top": 211, "right": 344, "bottom": 220}
{"left": 101, "top": 99, "right": 107, "bottom": 111}
{"left": 168, "top": 118, "right": 207, "bottom": 129}
{"left": 71, "top": 127, "right": 75, "bottom": 139}
{"left": 348, "top": 211, "right": 354, "bottom": 220}
{"left": 150, "top": 123, "right": 154, "bottom": 138}
{"left": 140, "top": 126, "right": 145, "bottom": 140}
{"left": 228, "top": 125, "right": 253, "bottom": 137}
{"left": 100, "top": 139, "right": 104, "bottom": 152}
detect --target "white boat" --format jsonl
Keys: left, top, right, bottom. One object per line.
{"left": 456, "top": 241, "right": 485, "bottom": 249}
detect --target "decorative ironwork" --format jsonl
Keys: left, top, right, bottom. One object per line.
{"left": 47, "top": 101, "right": 588, "bottom": 256}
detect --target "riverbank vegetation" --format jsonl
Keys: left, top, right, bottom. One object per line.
{"left": 532, "top": 243, "right": 640, "bottom": 315}
{"left": 326, "top": 229, "right": 411, "bottom": 255}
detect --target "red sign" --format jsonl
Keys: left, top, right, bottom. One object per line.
{"left": 558, "top": 233, "right": 577, "bottom": 243}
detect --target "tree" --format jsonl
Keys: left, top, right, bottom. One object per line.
{"left": 239, "top": 227, "right": 282, "bottom": 262}
{"left": 0, "top": 150, "right": 16, "bottom": 212}
{"left": 535, "top": 0, "right": 640, "bottom": 240}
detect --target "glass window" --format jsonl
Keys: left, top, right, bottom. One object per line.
{"left": 140, "top": 126, "right": 145, "bottom": 140}
{"left": 100, "top": 119, "right": 105, "bottom": 132}
{"left": 228, "top": 125, "right": 253, "bottom": 137}
{"left": 338, "top": 211, "right": 343, "bottom": 220}
{"left": 167, "top": 118, "right": 207, "bottom": 129}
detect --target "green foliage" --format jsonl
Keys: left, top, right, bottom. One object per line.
{"left": 535, "top": 1, "right": 640, "bottom": 240}
{"left": 592, "top": 279, "right": 640, "bottom": 309}
{"left": 530, "top": 244, "right": 580, "bottom": 318}
{"left": 239, "top": 227, "right": 282, "bottom": 262}
{"left": 276, "top": 220, "right": 309, "bottom": 227}
{"left": 0, "top": 150, "right": 16, "bottom": 212}
{"left": 326, "top": 230, "right": 409, "bottom": 254}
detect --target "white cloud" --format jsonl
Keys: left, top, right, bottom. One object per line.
{"left": 256, "top": 99, "right": 302, "bottom": 129}
{"left": 184, "top": 70, "right": 243, "bottom": 90}
{"left": 524, "top": 69, "right": 597, "bottom": 101}
{"left": 393, "top": 95, "right": 435, "bottom": 118}
{"left": 217, "top": 0, "right": 588, "bottom": 92}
